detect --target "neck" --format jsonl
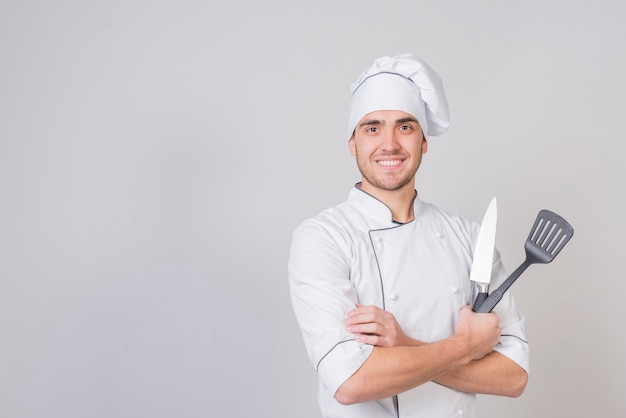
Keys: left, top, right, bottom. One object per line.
{"left": 359, "top": 182, "right": 416, "bottom": 223}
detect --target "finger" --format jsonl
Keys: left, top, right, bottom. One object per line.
{"left": 354, "top": 333, "right": 389, "bottom": 347}
{"left": 346, "top": 322, "right": 385, "bottom": 336}
{"left": 347, "top": 304, "right": 383, "bottom": 316}
{"left": 346, "top": 306, "right": 393, "bottom": 324}
{"left": 345, "top": 310, "right": 382, "bottom": 325}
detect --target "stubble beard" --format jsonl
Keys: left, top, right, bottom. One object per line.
{"left": 356, "top": 154, "right": 421, "bottom": 192}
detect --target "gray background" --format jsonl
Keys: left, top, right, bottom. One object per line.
{"left": 1, "top": 1, "right": 624, "bottom": 417}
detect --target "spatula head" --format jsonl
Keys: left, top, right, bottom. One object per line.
{"left": 525, "top": 209, "right": 574, "bottom": 264}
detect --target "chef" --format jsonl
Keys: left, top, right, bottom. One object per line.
{"left": 288, "top": 53, "right": 529, "bottom": 418}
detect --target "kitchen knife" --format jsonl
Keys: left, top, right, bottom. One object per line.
{"left": 470, "top": 197, "right": 498, "bottom": 311}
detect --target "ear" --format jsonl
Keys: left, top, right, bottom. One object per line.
{"left": 348, "top": 135, "right": 357, "bottom": 156}
{"left": 421, "top": 137, "right": 428, "bottom": 154}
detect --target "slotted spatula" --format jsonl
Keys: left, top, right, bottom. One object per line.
{"left": 475, "top": 209, "right": 574, "bottom": 313}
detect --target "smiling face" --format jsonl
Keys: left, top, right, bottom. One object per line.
{"left": 349, "top": 110, "right": 428, "bottom": 196}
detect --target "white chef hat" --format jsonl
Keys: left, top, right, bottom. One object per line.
{"left": 348, "top": 53, "right": 450, "bottom": 139}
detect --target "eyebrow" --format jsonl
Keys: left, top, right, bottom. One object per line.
{"left": 358, "top": 116, "right": 419, "bottom": 128}
{"left": 397, "top": 117, "right": 419, "bottom": 125}
{"left": 358, "top": 119, "right": 382, "bottom": 128}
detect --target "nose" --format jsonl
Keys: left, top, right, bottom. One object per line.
{"left": 380, "top": 129, "right": 400, "bottom": 151}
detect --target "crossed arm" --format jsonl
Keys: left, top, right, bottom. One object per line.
{"left": 334, "top": 305, "right": 528, "bottom": 405}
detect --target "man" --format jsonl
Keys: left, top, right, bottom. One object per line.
{"left": 288, "top": 53, "right": 529, "bottom": 417}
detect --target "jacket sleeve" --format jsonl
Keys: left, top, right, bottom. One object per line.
{"left": 490, "top": 249, "right": 530, "bottom": 374}
{"left": 288, "top": 218, "right": 374, "bottom": 395}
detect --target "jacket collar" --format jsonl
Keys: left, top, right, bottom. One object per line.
{"left": 348, "top": 183, "right": 422, "bottom": 227}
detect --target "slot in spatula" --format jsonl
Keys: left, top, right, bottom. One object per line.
{"left": 475, "top": 209, "right": 574, "bottom": 313}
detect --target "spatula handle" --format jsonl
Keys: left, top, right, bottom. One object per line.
{"left": 475, "top": 261, "right": 530, "bottom": 313}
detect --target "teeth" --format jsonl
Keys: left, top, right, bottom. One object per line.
{"left": 378, "top": 160, "right": 401, "bottom": 167}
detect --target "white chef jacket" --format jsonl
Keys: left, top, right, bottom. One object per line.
{"left": 288, "top": 186, "right": 529, "bottom": 418}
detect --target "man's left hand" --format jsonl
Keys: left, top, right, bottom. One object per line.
{"left": 344, "top": 304, "right": 421, "bottom": 347}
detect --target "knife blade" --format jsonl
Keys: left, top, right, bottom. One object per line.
{"left": 470, "top": 197, "right": 498, "bottom": 311}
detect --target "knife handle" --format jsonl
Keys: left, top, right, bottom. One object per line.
{"left": 472, "top": 293, "right": 488, "bottom": 311}
{"left": 475, "top": 290, "right": 503, "bottom": 313}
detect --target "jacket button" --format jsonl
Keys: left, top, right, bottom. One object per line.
{"left": 388, "top": 293, "right": 398, "bottom": 301}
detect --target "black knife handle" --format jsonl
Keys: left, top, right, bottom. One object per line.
{"left": 475, "top": 289, "right": 504, "bottom": 313}
{"left": 472, "top": 293, "right": 488, "bottom": 311}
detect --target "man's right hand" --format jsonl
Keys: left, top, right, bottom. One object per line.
{"left": 453, "top": 306, "right": 501, "bottom": 362}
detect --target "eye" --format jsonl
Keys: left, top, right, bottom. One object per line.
{"left": 366, "top": 126, "right": 379, "bottom": 133}
{"left": 399, "top": 124, "right": 413, "bottom": 131}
